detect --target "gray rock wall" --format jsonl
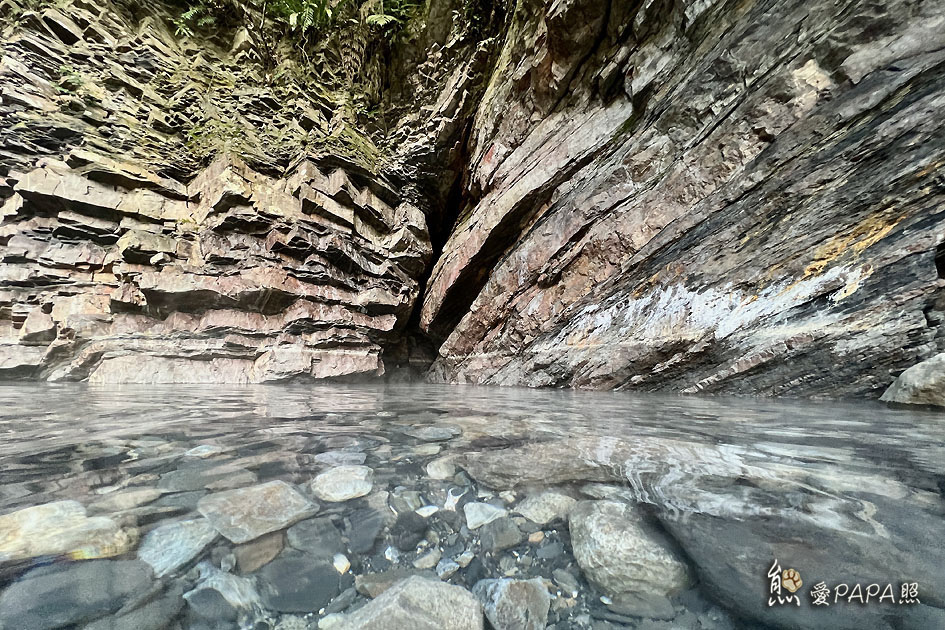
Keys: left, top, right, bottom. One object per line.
{"left": 422, "top": 0, "right": 945, "bottom": 397}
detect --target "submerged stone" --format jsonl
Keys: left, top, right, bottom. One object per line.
{"left": 286, "top": 516, "right": 345, "bottom": 560}
{"left": 311, "top": 465, "right": 374, "bottom": 502}
{"left": 464, "top": 502, "right": 506, "bottom": 530}
{"left": 479, "top": 517, "right": 524, "bottom": 552}
{"left": 234, "top": 530, "right": 284, "bottom": 573}
{"left": 472, "top": 578, "right": 551, "bottom": 630}
{"left": 137, "top": 517, "right": 218, "bottom": 577}
{"left": 0, "top": 559, "right": 153, "bottom": 630}
{"left": 0, "top": 500, "right": 135, "bottom": 562}
{"left": 197, "top": 480, "right": 318, "bottom": 544}
{"left": 515, "top": 491, "right": 576, "bottom": 525}
{"left": 257, "top": 554, "right": 346, "bottom": 613}
{"left": 334, "top": 576, "right": 483, "bottom": 629}
{"left": 570, "top": 501, "right": 689, "bottom": 613}
{"left": 82, "top": 582, "right": 185, "bottom": 630}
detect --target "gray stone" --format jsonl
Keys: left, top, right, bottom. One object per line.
{"left": 286, "top": 517, "right": 345, "bottom": 560}
{"left": 82, "top": 582, "right": 185, "bottom": 630}
{"left": 515, "top": 491, "right": 576, "bottom": 525}
{"left": 198, "top": 480, "right": 318, "bottom": 543}
{"left": 436, "top": 557, "right": 460, "bottom": 579}
{"left": 569, "top": 501, "right": 689, "bottom": 610}
{"left": 0, "top": 560, "right": 154, "bottom": 630}
{"left": 334, "top": 576, "right": 483, "bottom": 629}
{"left": 881, "top": 352, "right": 945, "bottom": 407}
{"left": 137, "top": 518, "right": 218, "bottom": 577}
{"left": 472, "top": 578, "right": 550, "bottom": 630}
{"left": 257, "top": 554, "right": 345, "bottom": 613}
{"left": 184, "top": 587, "right": 238, "bottom": 621}
{"left": 479, "top": 517, "right": 524, "bottom": 552}
{"left": 311, "top": 466, "right": 374, "bottom": 502}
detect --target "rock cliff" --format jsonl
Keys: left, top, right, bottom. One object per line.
{"left": 422, "top": 0, "right": 945, "bottom": 398}
{"left": 2, "top": 0, "right": 945, "bottom": 395}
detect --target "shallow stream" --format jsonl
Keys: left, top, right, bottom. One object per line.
{"left": 0, "top": 383, "right": 942, "bottom": 630}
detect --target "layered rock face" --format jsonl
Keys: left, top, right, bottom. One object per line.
{"left": 423, "top": 0, "right": 945, "bottom": 397}
{"left": 3, "top": 0, "right": 945, "bottom": 394}
{"left": 0, "top": 0, "right": 431, "bottom": 382}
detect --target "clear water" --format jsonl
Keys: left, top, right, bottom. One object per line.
{"left": 0, "top": 383, "right": 942, "bottom": 630}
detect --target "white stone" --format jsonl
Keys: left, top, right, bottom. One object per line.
{"left": 426, "top": 457, "right": 456, "bottom": 480}
{"left": 464, "top": 502, "right": 506, "bottom": 530}
{"left": 416, "top": 505, "right": 439, "bottom": 518}
{"left": 333, "top": 553, "right": 351, "bottom": 574}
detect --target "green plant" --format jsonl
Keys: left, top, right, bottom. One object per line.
{"left": 269, "top": 0, "right": 338, "bottom": 33}
{"left": 361, "top": 0, "right": 418, "bottom": 32}
{"left": 174, "top": 0, "right": 230, "bottom": 36}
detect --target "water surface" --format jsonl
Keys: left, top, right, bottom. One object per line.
{"left": 0, "top": 383, "right": 942, "bottom": 630}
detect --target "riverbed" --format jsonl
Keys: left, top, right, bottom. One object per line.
{"left": 0, "top": 383, "right": 942, "bottom": 630}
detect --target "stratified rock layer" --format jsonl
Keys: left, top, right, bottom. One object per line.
{"left": 0, "top": 0, "right": 431, "bottom": 383}
{"left": 3, "top": 0, "right": 945, "bottom": 396}
{"left": 423, "top": 0, "right": 945, "bottom": 397}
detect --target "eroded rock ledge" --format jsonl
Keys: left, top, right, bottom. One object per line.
{"left": 2, "top": 153, "right": 430, "bottom": 382}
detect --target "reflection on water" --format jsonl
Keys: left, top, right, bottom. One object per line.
{"left": 0, "top": 383, "right": 942, "bottom": 630}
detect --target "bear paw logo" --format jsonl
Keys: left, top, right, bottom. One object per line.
{"left": 781, "top": 568, "right": 803, "bottom": 593}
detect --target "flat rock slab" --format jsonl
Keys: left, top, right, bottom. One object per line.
{"left": 198, "top": 480, "right": 318, "bottom": 544}
{"left": 0, "top": 500, "right": 134, "bottom": 562}
{"left": 336, "top": 575, "right": 483, "bottom": 629}
{"left": 0, "top": 559, "right": 153, "bottom": 630}
{"left": 137, "top": 518, "right": 218, "bottom": 577}
{"left": 310, "top": 465, "right": 374, "bottom": 502}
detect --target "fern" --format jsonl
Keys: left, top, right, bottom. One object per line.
{"left": 364, "top": 13, "right": 399, "bottom": 27}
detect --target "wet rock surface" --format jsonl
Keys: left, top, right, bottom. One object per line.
{"left": 0, "top": 383, "right": 942, "bottom": 630}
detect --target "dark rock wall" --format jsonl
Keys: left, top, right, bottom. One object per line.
{"left": 422, "top": 0, "right": 945, "bottom": 397}
{"left": 3, "top": 0, "right": 945, "bottom": 395}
